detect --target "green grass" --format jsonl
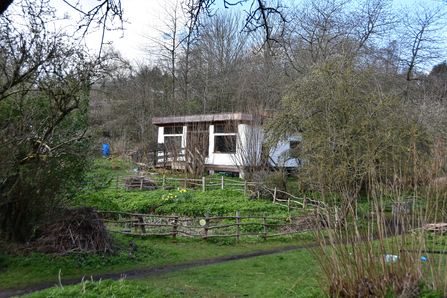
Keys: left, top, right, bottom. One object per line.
{"left": 16, "top": 249, "right": 321, "bottom": 298}
{"left": 13, "top": 279, "right": 174, "bottom": 298}
{"left": 137, "top": 248, "right": 321, "bottom": 297}
{"left": 74, "top": 184, "right": 310, "bottom": 219}
{"left": 88, "top": 157, "right": 135, "bottom": 178}
{"left": 0, "top": 233, "right": 315, "bottom": 290}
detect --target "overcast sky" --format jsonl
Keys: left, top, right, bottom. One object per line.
{"left": 51, "top": 0, "right": 445, "bottom": 65}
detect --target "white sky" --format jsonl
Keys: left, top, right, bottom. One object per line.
{"left": 51, "top": 0, "right": 166, "bottom": 61}
{"left": 48, "top": 0, "right": 446, "bottom": 64}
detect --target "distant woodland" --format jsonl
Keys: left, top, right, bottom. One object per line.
{"left": 88, "top": 0, "right": 447, "bottom": 148}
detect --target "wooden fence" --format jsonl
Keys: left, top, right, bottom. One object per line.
{"left": 83, "top": 174, "right": 327, "bottom": 212}
{"left": 97, "top": 210, "right": 321, "bottom": 241}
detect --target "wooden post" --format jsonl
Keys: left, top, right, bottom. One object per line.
{"left": 236, "top": 211, "right": 240, "bottom": 243}
{"left": 263, "top": 212, "right": 267, "bottom": 239}
{"left": 116, "top": 174, "right": 119, "bottom": 191}
{"left": 289, "top": 212, "right": 293, "bottom": 239}
{"left": 303, "top": 196, "right": 306, "bottom": 209}
{"left": 173, "top": 215, "right": 178, "bottom": 239}
{"left": 244, "top": 180, "right": 247, "bottom": 196}
{"left": 221, "top": 176, "right": 224, "bottom": 190}
{"left": 162, "top": 175, "right": 165, "bottom": 190}
{"left": 204, "top": 213, "right": 210, "bottom": 241}
{"left": 134, "top": 211, "right": 138, "bottom": 234}
{"left": 202, "top": 177, "right": 205, "bottom": 192}
{"left": 287, "top": 198, "right": 290, "bottom": 212}
{"left": 139, "top": 215, "right": 146, "bottom": 234}
{"left": 140, "top": 177, "right": 143, "bottom": 190}
{"left": 273, "top": 187, "right": 277, "bottom": 204}
{"left": 184, "top": 176, "right": 187, "bottom": 189}
{"left": 257, "top": 191, "right": 260, "bottom": 200}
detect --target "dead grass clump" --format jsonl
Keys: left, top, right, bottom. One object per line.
{"left": 124, "top": 177, "right": 159, "bottom": 190}
{"left": 328, "top": 269, "right": 421, "bottom": 297}
{"left": 434, "top": 177, "right": 447, "bottom": 191}
{"left": 20, "top": 207, "right": 113, "bottom": 255}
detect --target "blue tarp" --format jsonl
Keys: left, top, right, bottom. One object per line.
{"left": 103, "top": 143, "right": 110, "bottom": 156}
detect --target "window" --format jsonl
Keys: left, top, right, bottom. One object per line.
{"left": 164, "top": 136, "right": 182, "bottom": 149}
{"left": 214, "top": 123, "right": 237, "bottom": 134}
{"left": 289, "top": 141, "right": 301, "bottom": 158}
{"left": 214, "top": 135, "right": 237, "bottom": 153}
{"left": 164, "top": 126, "right": 183, "bottom": 135}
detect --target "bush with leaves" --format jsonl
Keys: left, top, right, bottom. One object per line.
{"left": 266, "top": 58, "right": 431, "bottom": 217}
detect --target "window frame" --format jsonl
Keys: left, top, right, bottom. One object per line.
{"left": 164, "top": 126, "right": 183, "bottom": 135}
{"left": 214, "top": 135, "right": 237, "bottom": 154}
{"left": 214, "top": 123, "right": 238, "bottom": 134}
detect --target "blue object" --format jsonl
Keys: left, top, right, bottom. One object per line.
{"left": 102, "top": 143, "right": 109, "bottom": 156}
{"left": 123, "top": 229, "right": 131, "bottom": 233}
{"left": 421, "top": 256, "right": 428, "bottom": 262}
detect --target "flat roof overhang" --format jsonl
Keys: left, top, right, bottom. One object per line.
{"left": 152, "top": 113, "right": 262, "bottom": 126}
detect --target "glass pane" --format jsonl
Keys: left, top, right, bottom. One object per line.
{"left": 214, "top": 135, "right": 237, "bottom": 153}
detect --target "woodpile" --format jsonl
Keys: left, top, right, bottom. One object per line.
{"left": 124, "top": 176, "right": 159, "bottom": 190}
{"left": 425, "top": 223, "right": 447, "bottom": 233}
{"left": 21, "top": 207, "right": 114, "bottom": 255}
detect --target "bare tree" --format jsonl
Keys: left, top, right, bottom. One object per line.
{"left": 278, "top": 0, "right": 395, "bottom": 78}
{"left": 0, "top": 0, "right": 109, "bottom": 242}
{"left": 187, "top": 11, "right": 250, "bottom": 113}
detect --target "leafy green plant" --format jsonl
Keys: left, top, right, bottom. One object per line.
{"left": 75, "top": 188, "right": 302, "bottom": 217}
{"left": 18, "top": 278, "right": 169, "bottom": 298}
{"left": 177, "top": 189, "right": 194, "bottom": 203}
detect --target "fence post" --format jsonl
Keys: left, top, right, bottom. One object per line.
{"left": 287, "top": 198, "right": 290, "bottom": 212}
{"left": 134, "top": 211, "right": 138, "bottom": 234}
{"left": 204, "top": 213, "right": 210, "bottom": 241}
{"left": 116, "top": 174, "right": 119, "bottom": 190}
{"left": 139, "top": 215, "right": 146, "bottom": 234}
{"left": 244, "top": 180, "right": 247, "bottom": 196}
{"left": 173, "top": 215, "right": 178, "bottom": 240}
{"left": 263, "top": 212, "right": 267, "bottom": 239}
{"left": 289, "top": 212, "right": 293, "bottom": 239}
{"left": 184, "top": 176, "right": 187, "bottom": 189}
{"left": 273, "top": 187, "right": 277, "bottom": 204}
{"left": 221, "top": 176, "right": 224, "bottom": 190}
{"left": 140, "top": 177, "right": 143, "bottom": 190}
{"left": 303, "top": 196, "right": 306, "bottom": 209}
{"left": 236, "top": 211, "right": 240, "bottom": 243}
{"left": 202, "top": 177, "right": 205, "bottom": 192}
{"left": 162, "top": 175, "right": 165, "bottom": 190}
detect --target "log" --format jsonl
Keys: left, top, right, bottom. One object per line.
{"left": 128, "top": 241, "right": 137, "bottom": 259}
{"left": 203, "top": 232, "right": 261, "bottom": 238}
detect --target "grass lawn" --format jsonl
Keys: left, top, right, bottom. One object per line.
{"left": 0, "top": 158, "right": 319, "bottom": 291}
{"left": 0, "top": 233, "right": 314, "bottom": 290}
{"left": 15, "top": 248, "right": 321, "bottom": 298}
{"left": 137, "top": 248, "right": 321, "bottom": 298}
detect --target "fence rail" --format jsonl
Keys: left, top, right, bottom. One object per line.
{"left": 97, "top": 210, "right": 322, "bottom": 241}
{"left": 82, "top": 174, "right": 329, "bottom": 213}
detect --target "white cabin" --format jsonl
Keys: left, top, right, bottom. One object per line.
{"left": 152, "top": 113, "right": 299, "bottom": 178}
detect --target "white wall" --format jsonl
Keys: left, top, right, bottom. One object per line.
{"left": 270, "top": 136, "right": 301, "bottom": 168}
{"left": 205, "top": 124, "right": 244, "bottom": 166}
{"left": 157, "top": 123, "right": 301, "bottom": 169}
{"left": 158, "top": 126, "right": 186, "bottom": 162}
